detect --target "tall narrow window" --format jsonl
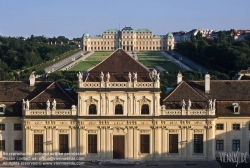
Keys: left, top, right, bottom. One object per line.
{"left": 194, "top": 134, "right": 203, "bottom": 153}
{"left": 115, "top": 104, "right": 123, "bottom": 114}
{"left": 59, "top": 134, "right": 69, "bottom": 153}
{"left": 216, "top": 140, "right": 224, "bottom": 151}
{"left": 140, "top": 135, "right": 150, "bottom": 153}
{"left": 141, "top": 104, "right": 149, "bottom": 114}
{"left": 34, "top": 135, "right": 43, "bottom": 153}
{"left": 0, "top": 140, "right": 5, "bottom": 151}
{"left": 89, "top": 104, "right": 97, "bottom": 114}
{"left": 169, "top": 134, "right": 178, "bottom": 153}
{"left": 88, "top": 134, "right": 97, "bottom": 153}
{"left": 14, "top": 140, "right": 22, "bottom": 151}
{"left": 232, "top": 140, "right": 240, "bottom": 151}
{"left": 0, "top": 124, "right": 5, "bottom": 130}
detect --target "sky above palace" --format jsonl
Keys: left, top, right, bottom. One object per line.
{"left": 0, "top": 0, "right": 249, "bottom": 39}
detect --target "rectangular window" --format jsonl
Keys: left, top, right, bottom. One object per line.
{"left": 216, "top": 124, "right": 224, "bottom": 130}
{"left": 232, "top": 140, "right": 240, "bottom": 151}
{"left": 216, "top": 140, "right": 224, "bottom": 150}
{"left": 0, "top": 140, "right": 5, "bottom": 151}
{"left": 169, "top": 134, "right": 178, "bottom": 153}
{"left": 34, "top": 134, "right": 43, "bottom": 153}
{"left": 140, "top": 135, "right": 150, "bottom": 153}
{"left": 194, "top": 134, "right": 203, "bottom": 153}
{"left": 0, "top": 124, "right": 5, "bottom": 130}
{"left": 14, "top": 140, "right": 22, "bottom": 151}
{"left": 59, "top": 134, "right": 69, "bottom": 153}
{"left": 232, "top": 124, "right": 240, "bottom": 130}
{"left": 14, "top": 124, "right": 22, "bottom": 130}
{"left": 88, "top": 134, "right": 97, "bottom": 153}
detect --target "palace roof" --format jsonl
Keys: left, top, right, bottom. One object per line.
{"left": 85, "top": 49, "right": 152, "bottom": 82}
{"left": 0, "top": 81, "right": 76, "bottom": 116}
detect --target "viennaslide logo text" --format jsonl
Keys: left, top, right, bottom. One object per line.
{"left": 219, "top": 149, "right": 248, "bottom": 167}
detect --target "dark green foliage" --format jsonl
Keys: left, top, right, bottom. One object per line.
{"left": 0, "top": 35, "right": 76, "bottom": 80}
{"left": 175, "top": 32, "right": 250, "bottom": 75}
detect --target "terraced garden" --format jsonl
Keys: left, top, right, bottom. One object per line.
{"left": 69, "top": 51, "right": 112, "bottom": 71}
{"left": 137, "top": 51, "right": 181, "bottom": 71}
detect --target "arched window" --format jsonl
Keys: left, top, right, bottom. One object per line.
{"left": 115, "top": 104, "right": 123, "bottom": 114}
{"left": 141, "top": 104, "right": 149, "bottom": 114}
{"left": 89, "top": 104, "right": 97, "bottom": 114}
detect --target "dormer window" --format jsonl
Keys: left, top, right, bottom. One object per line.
{"left": 0, "top": 104, "right": 6, "bottom": 114}
{"left": 232, "top": 103, "right": 240, "bottom": 114}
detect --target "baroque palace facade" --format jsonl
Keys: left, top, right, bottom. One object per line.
{"left": 80, "top": 27, "right": 175, "bottom": 51}
{"left": 0, "top": 49, "right": 250, "bottom": 161}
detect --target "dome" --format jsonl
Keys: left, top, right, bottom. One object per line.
{"left": 167, "top": 32, "right": 174, "bottom": 38}
{"left": 83, "top": 33, "right": 90, "bottom": 38}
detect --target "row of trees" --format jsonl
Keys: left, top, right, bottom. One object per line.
{"left": 0, "top": 35, "right": 77, "bottom": 80}
{"left": 176, "top": 31, "right": 250, "bottom": 75}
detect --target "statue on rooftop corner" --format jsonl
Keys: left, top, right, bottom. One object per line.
{"left": 22, "top": 99, "right": 26, "bottom": 110}
{"left": 26, "top": 99, "right": 30, "bottom": 110}
{"left": 128, "top": 72, "right": 132, "bottom": 82}
{"left": 181, "top": 99, "right": 186, "bottom": 110}
{"left": 208, "top": 99, "right": 212, "bottom": 110}
{"left": 133, "top": 72, "right": 137, "bottom": 82}
{"left": 188, "top": 99, "right": 191, "bottom": 110}
{"left": 156, "top": 73, "right": 160, "bottom": 82}
{"left": 106, "top": 72, "right": 110, "bottom": 82}
{"left": 46, "top": 100, "right": 50, "bottom": 110}
{"left": 77, "top": 71, "right": 82, "bottom": 82}
{"left": 213, "top": 99, "right": 216, "bottom": 110}
{"left": 100, "top": 71, "right": 104, "bottom": 82}
{"left": 52, "top": 99, "right": 56, "bottom": 110}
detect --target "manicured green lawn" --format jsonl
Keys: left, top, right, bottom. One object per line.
{"left": 85, "top": 51, "right": 112, "bottom": 61}
{"left": 69, "top": 61, "right": 100, "bottom": 71}
{"left": 138, "top": 51, "right": 181, "bottom": 71}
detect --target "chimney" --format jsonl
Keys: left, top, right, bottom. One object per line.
{"left": 29, "top": 72, "right": 36, "bottom": 86}
{"left": 205, "top": 73, "right": 210, "bottom": 93}
{"left": 177, "top": 72, "right": 183, "bottom": 84}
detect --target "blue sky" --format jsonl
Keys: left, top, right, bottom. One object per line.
{"left": 0, "top": 0, "right": 249, "bottom": 39}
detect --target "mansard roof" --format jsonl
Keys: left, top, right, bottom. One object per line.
{"left": 163, "top": 80, "right": 250, "bottom": 102}
{"left": 85, "top": 49, "right": 152, "bottom": 82}
{"left": 0, "top": 81, "right": 76, "bottom": 116}
{"left": 187, "top": 80, "right": 250, "bottom": 101}
{"left": 163, "top": 80, "right": 250, "bottom": 116}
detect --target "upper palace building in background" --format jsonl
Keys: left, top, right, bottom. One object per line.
{"left": 81, "top": 27, "right": 175, "bottom": 51}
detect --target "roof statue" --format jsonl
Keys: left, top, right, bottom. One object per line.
{"left": 46, "top": 100, "right": 50, "bottom": 110}
{"left": 128, "top": 72, "right": 132, "bottom": 82}
{"left": 188, "top": 99, "right": 191, "bottom": 110}
{"left": 106, "top": 72, "right": 110, "bottom": 82}
{"left": 156, "top": 73, "right": 160, "bottom": 82}
{"left": 52, "top": 99, "right": 56, "bottom": 110}
{"left": 100, "top": 71, "right": 104, "bottom": 82}
{"left": 208, "top": 99, "right": 212, "bottom": 110}
{"left": 213, "top": 99, "right": 216, "bottom": 110}
{"left": 181, "top": 99, "right": 186, "bottom": 110}
{"left": 26, "top": 99, "right": 30, "bottom": 110}
{"left": 22, "top": 99, "right": 26, "bottom": 110}
{"left": 77, "top": 71, "right": 82, "bottom": 82}
{"left": 152, "top": 69, "right": 157, "bottom": 81}
{"left": 133, "top": 72, "right": 137, "bottom": 82}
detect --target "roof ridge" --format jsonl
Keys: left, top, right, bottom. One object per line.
{"left": 162, "top": 81, "right": 184, "bottom": 101}
{"left": 30, "top": 82, "right": 54, "bottom": 101}
{"left": 185, "top": 82, "right": 208, "bottom": 100}
{"left": 87, "top": 50, "right": 116, "bottom": 72}
{"left": 55, "top": 82, "right": 75, "bottom": 102}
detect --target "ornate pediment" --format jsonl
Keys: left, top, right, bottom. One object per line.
{"left": 86, "top": 97, "right": 98, "bottom": 106}
{"left": 138, "top": 96, "right": 151, "bottom": 106}
{"left": 112, "top": 97, "right": 125, "bottom": 106}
